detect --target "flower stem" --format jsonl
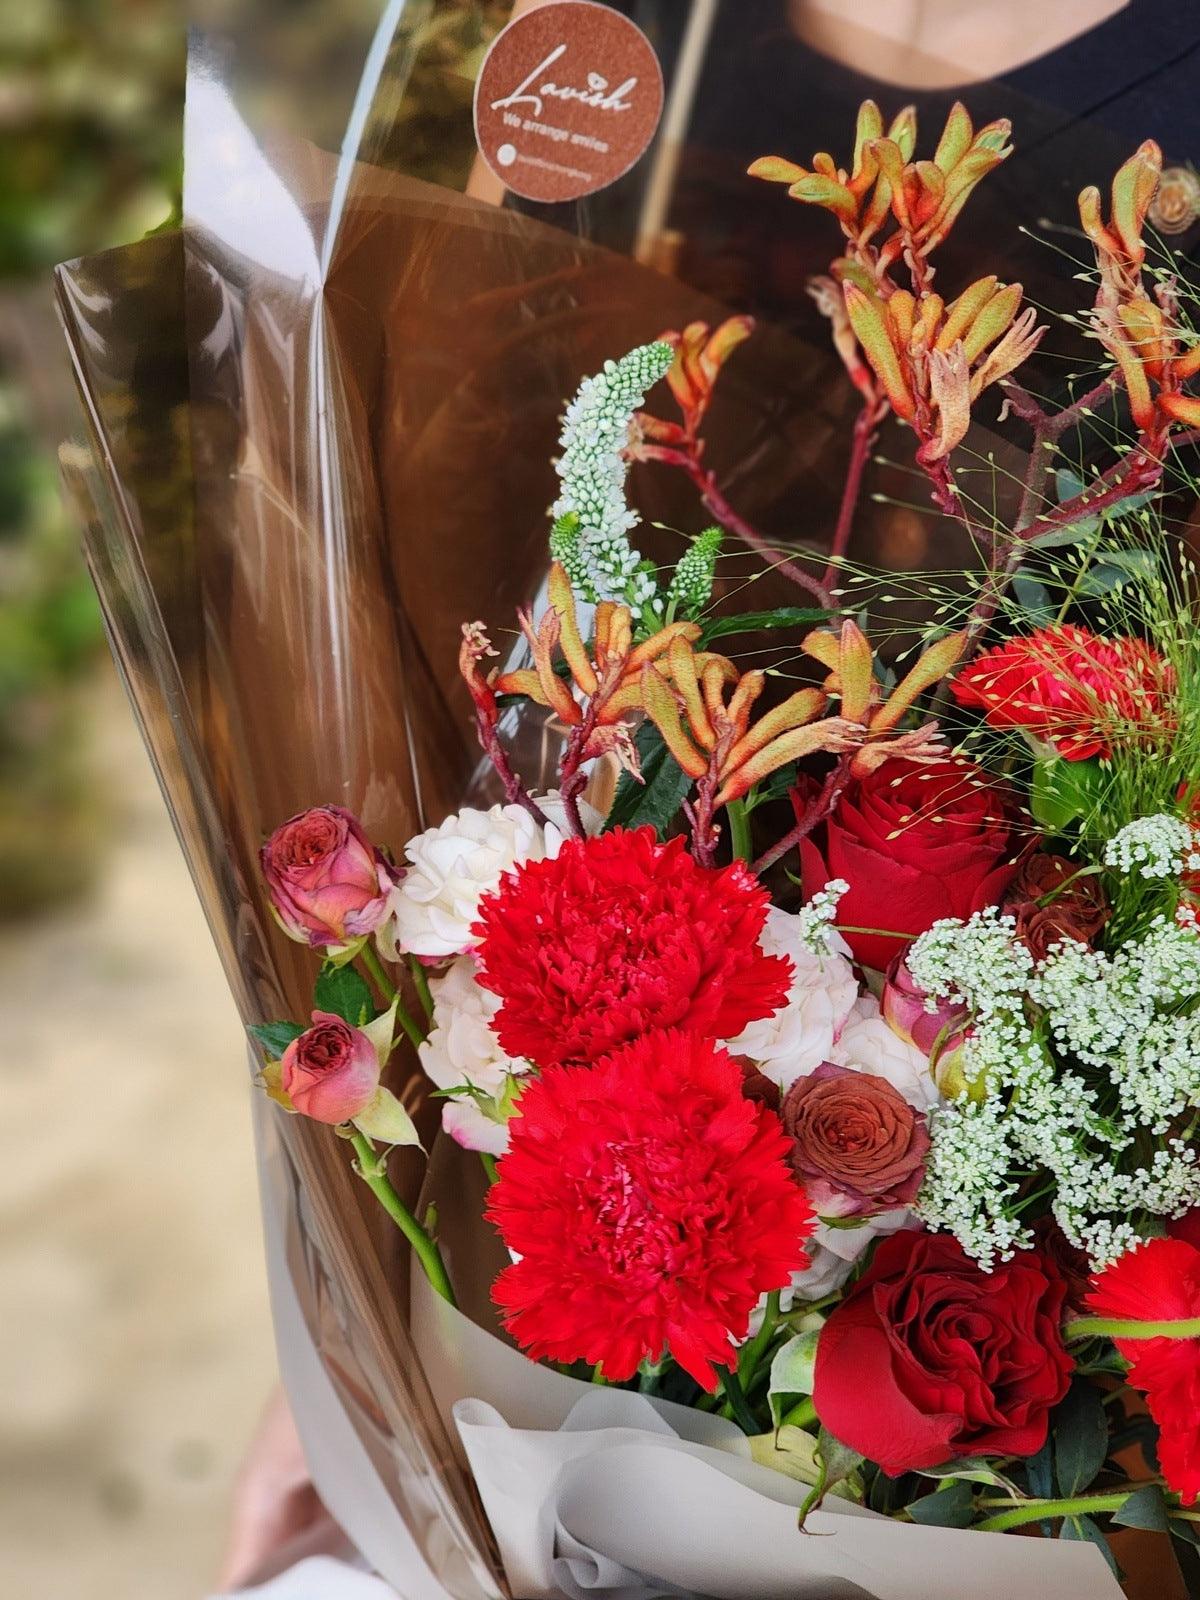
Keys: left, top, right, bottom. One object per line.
{"left": 1066, "top": 1314, "right": 1200, "bottom": 1340}
{"left": 360, "top": 945, "right": 425, "bottom": 1051}
{"left": 349, "top": 1131, "right": 456, "bottom": 1305}
{"left": 780, "top": 1396, "right": 818, "bottom": 1430}
{"left": 408, "top": 955, "right": 435, "bottom": 1021}
{"left": 727, "top": 797, "right": 753, "bottom": 864}
{"left": 739, "top": 1290, "right": 780, "bottom": 1386}
{"left": 974, "top": 1490, "right": 1133, "bottom": 1533}
{"left": 480, "top": 1152, "right": 499, "bottom": 1185}
{"left": 822, "top": 400, "right": 881, "bottom": 590}
{"left": 718, "top": 1364, "right": 760, "bottom": 1435}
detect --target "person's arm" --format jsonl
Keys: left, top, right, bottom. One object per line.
{"left": 217, "top": 1387, "right": 346, "bottom": 1592}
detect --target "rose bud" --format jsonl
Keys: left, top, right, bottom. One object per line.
{"left": 781, "top": 1061, "right": 930, "bottom": 1218}
{"left": 281, "top": 1012, "right": 381, "bottom": 1124}
{"left": 269, "top": 1006, "right": 420, "bottom": 1146}
{"left": 881, "top": 955, "right": 970, "bottom": 1060}
{"left": 261, "top": 806, "right": 395, "bottom": 959}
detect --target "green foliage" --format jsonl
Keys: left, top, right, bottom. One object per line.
{"left": 248, "top": 1021, "right": 305, "bottom": 1058}
{"left": 905, "top": 1481, "right": 975, "bottom": 1528}
{"left": 314, "top": 963, "right": 375, "bottom": 1026}
{"left": 1052, "top": 1382, "right": 1109, "bottom": 1497}
{"left": 697, "top": 606, "right": 830, "bottom": 645}
{"left": 604, "top": 721, "right": 694, "bottom": 835}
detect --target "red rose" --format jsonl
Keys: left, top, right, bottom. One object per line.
{"left": 813, "top": 1230, "right": 1072, "bottom": 1475}
{"left": 782, "top": 1061, "right": 930, "bottom": 1217}
{"left": 1087, "top": 1237, "right": 1200, "bottom": 1504}
{"left": 262, "top": 806, "right": 394, "bottom": 952}
{"left": 951, "top": 624, "right": 1173, "bottom": 761}
{"left": 799, "top": 759, "right": 1020, "bottom": 971}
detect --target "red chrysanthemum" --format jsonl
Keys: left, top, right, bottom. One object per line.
{"left": 951, "top": 624, "right": 1174, "bottom": 760}
{"left": 1087, "top": 1237, "right": 1200, "bottom": 1504}
{"left": 473, "top": 827, "right": 790, "bottom": 1069}
{"left": 487, "top": 1029, "right": 813, "bottom": 1389}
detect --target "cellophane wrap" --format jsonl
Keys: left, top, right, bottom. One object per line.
{"left": 54, "top": 5, "right": 1146, "bottom": 1596}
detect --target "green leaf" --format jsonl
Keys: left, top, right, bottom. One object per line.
{"left": 1010, "top": 568, "right": 1055, "bottom": 624}
{"left": 314, "top": 963, "right": 375, "bottom": 1026}
{"left": 352, "top": 1085, "right": 421, "bottom": 1148}
{"left": 905, "top": 1481, "right": 975, "bottom": 1528}
{"left": 914, "top": 1458, "right": 1021, "bottom": 1493}
{"left": 798, "top": 1427, "right": 865, "bottom": 1527}
{"left": 1025, "top": 1438, "right": 1054, "bottom": 1500}
{"left": 1112, "top": 1485, "right": 1169, "bottom": 1533}
{"left": 1056, "top": 467, "right": 1087, "bottom": 503}
{"left": 767, "top": 1331, "right": 819, "bottom": 1427}
{"left": 748, "top": 1425, "right": 823, "bottom": 1486}
{"left": 1029, "top": 520, "right": 1101, "bottom": 549}
{"left": 1061, "top": 1515, "right": 1120, "bottom": 1580}
{"left": 1053, "top": 1382, "right": 1109, "bottom": 1496}
{"left": 257, "top": 1060, "right": 296, "bottom": 1112}
{"left": 604, "top": 722, "right": 693, "bottom": 835}
{"left": 249, "top": 1021, "right": 305, "bottom": 1058}
{"left": 698, "top": 607, "right": 829, "bottom": 645}
{"left": 746, "top": 760, "right": 800, "bottom": 813}
{"left": 1078, "top": 547, "right": 1157, "bottom": 596}
{"left": 1030, "top": 755, "right": 1107, "bottom": 831}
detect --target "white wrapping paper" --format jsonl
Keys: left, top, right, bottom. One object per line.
{"left": 411, "top": 1266, "right": 1126, "bottom": 1600}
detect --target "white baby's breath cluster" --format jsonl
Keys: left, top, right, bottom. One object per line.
{"left": 1104, "top": 813, "right": 1200, "bottom": 879}
{"left": 550, "top": 342, "right": 674, "bottom": 608}
{"left": 794, "top": 878, "right": 851, "bottom": 956}
{"left": 908, "top": 892, "right": 1200, "bottom": 1270}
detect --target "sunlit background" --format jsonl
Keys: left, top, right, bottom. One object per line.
{"left": 0, "top": 8, "right": 276, "bottom": 1597}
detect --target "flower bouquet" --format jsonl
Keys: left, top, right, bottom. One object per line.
{"left": 58, "top": 7, "right": 1200, "bottom": 1598}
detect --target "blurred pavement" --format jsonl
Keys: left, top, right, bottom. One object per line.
{"left": 0, "top": 661, "right": 276, "bottom": 1600}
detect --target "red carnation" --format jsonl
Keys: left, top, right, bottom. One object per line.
{"left": 800, "top": 759, "right": 1020, "bottom": 971}
{"left": 487, "top": 1029, "right": 813, "bottom": 1389}
{"left": 1087, "top": 1237, "right": 1200, "bottom": 1504}
{"left": 473, "top": 828, "right": 790, "bottom": 1069}
{"left": 813, "top": 1230, "right": 1072, "bottom": 1475}
{"left": 951, "top": 625, "right": 1173, "bottom": 761}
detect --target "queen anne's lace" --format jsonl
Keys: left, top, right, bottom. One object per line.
{"left": 1104, "top": 813, "right": 1200, "bottom": 879}
{"left": 908, "top": 892, "right": 1200, "bottom": 1269}
{"left": 550, "top": 342, "right": 674, "bottom": 606}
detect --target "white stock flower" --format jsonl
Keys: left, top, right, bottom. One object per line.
{"left": 419, "top": 955, "right": 530, "bottom": 1155}
{"left": 382, "top": 796, "right": 598, "bottom": 959}
{"left": 830, "top": 995, "right": 941, "bottom": 1112}
{"left": 724, "top": 906, "right": 859, "bottom": 1090}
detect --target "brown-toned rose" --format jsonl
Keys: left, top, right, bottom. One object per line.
{"left": 781, "top": 1061, "right": 930, "bottom": 1217}
{"left": 261, "top": 805, "right": 395, "bottom": 954}
{"left": 1003, "top": 852, "right": 1108, "bottom": 961}
{"left": 1033, "top": 1215, "right": 1092, "bottom": 1313}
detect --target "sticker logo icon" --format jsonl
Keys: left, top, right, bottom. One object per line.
{"left": 474, "top": 1, "right": 665, "bottom": 203}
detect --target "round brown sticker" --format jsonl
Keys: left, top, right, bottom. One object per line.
{"left": 474, "top": 1, "right": 664, "bottom": 203}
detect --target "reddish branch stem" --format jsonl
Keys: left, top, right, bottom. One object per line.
{"left": 752, "top": 754, "right": 853, "bottom": 876}
{"left": 677, "top": 457, "right": 834, "bottom": 609}
{"left": 475, "top": 712, "right": 551, "bottom": 827}
{"left": 823, "top": 400, "right": 884, "bottom": 590}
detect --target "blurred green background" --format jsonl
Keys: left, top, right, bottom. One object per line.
{"left": 0, "top": 0, "right": 181, "bottom": 915}
{"left": 1, "top": 11, "right": 277, "bottom": 1600}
